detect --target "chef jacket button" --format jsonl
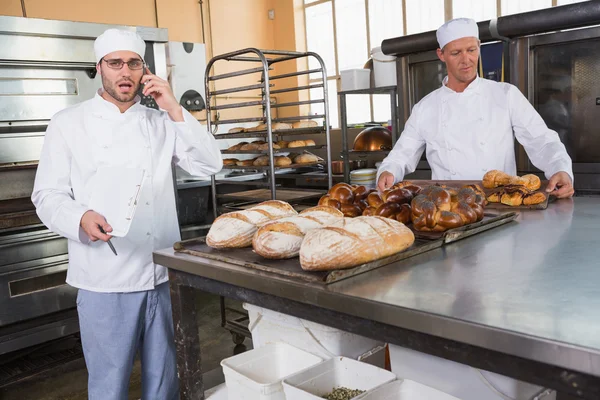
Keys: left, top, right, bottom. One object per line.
{"left": 451, "top": 171, "right": 457, "bottom": 176}
{"left": 482, "top": 168, "right": 487, "bottom": 172}
{"left": 146, "top": 201, "right": 150, "bottom": 205}
{"left": 147, "top": 232, "right": 151, "bottom": 236}
{"left": 480, "top": 141, "right": 485, "bottom": 145}
{"left": 448, "top": 147, "right": 453, "bottom": 151}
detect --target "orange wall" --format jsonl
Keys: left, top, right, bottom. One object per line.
{"left": 0, "top": 0, "right": 22, "bottom": 17}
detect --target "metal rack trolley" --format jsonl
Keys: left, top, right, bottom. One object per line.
{"left": 205, "top": 48, "right": 333, "bottom": 218}
{"left": 338, "top": 86, "right": 399, "bottom": 182}
{"left": 204, "top": 48, "right": 333, "bottom": 343}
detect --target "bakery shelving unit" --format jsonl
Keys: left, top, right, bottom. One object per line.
{"left": 338, "top": 86, "right": 399, "bottom": 182}
{"left": 205, "top": 48, "right": 333, "bottom": 218}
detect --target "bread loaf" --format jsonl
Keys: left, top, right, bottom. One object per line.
{"left": 288, "top": 140, "right": 306, "bottom": 148}
{"left": 227, "top": 142, "right": 248, "bottom": 151}
{"left": 276, "top": 140, "right": 289, "bottom": 148}
{"left": 253, "top": 155, "right": 292, "bottom": 167}
{"left": 256, "top": 143, "right": 281, "bottom": 151}
{"left": 292, "top": 120, "right": 318, "bottom": 129}
{"left": 223, "top": 158, "right": 239, "bottom": 166}
{"left": 228, "top": 127, "right": 245, "bottom": 133}
{"left": 206, "top": 200, "right": 297, "bottom": 248}
{"left": 240, "top": 143, "right": 261, "bottom": 151}
{"left": 252, "top": 206, "right": 343, "bottom": 259}
{"left": 294, "top": 153, "right": 320, "bottom": 164}
{"left": 236, "top": 159, "right": 256, "bottom": 167}
{"left": 299, "top": 216, "right": 415, "bottom": 271}
{"left": 304, "top": 139, "right": 316, "bottom": 146}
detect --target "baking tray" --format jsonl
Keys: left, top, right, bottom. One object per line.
{"left": 409, "top": 180, "right": 552, "bottom": 210}
{"left": 214, "top": 126, "right": 326, "bottom": 140}
{"left": 174, "top": 236, "right": 443, "bottom": 284}
{"left": 217, "top": 188, "right": 325, "bottom": 202}
{"left": 222, "top": 145, "right": 325, "bottom": 154}
{"left": 174, "top": 211, "right": 516, "bottom": 284}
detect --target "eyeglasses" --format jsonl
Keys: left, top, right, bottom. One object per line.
{"left": 101, "top": 58, "right": 144, "bottom": 70}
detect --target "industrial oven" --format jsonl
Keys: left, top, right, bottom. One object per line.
{"left": 0, "top": 16, "right": 170, "bottom": 355}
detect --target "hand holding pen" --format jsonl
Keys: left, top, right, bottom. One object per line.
{"left": 80, "top": 210, "right": 118, "bottom": 255}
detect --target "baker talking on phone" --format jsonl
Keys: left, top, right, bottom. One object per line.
{"left": 376, "top": 18, "right": 574, "bottom": 199}
{"left": 31, "top": 28, "right": 222, "bottom": 399}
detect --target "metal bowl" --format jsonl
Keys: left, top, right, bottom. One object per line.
{"left": 353, "top": 126, "right": 392, "bottom": 152}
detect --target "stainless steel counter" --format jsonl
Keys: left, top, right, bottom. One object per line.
{"left": 155, "top": 197, "right": 600, "bottom": 399}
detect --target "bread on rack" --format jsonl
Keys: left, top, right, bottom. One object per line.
{"left": 482, "top": 170, "right": 541, "bottom": 191}
{"left": 223, "top": 158, "right": 239, "bottom": 166}
{"left": 253, "top": 155, "right": 292, "bottom": 167}
{"left": 304, "top": 139, "right": 316, "bottom": 146}
{"left": 252, "top": 206, "right": 344, "bottom": 259}
{"left": 293, "top": 153, "right": 320, "bottom": 164}
{"left": 236, "top": 159, "right": 256, "bottom": 167}
{"left": 410, "top": 186, "right": 485, "bottom": 232}
{"left": 227, "top": 142, "right": 248, "bottom": 151}
{"left": 228, "top": 127, "right": 245, "bottom": 134}
{"left": 276, "top": 140, "right": 289, "bottom": 148}
{"left": 292, "top": 120, "right": 318, "bottom": 129}
{"left": 288, "top": 140, "right": 307, "bottom": 148}
{"left": 299, "top": 216, "right": 415, "bottom": 271}
{"left": 256, "top": 143, "right": 281, "bottom": 151}
{"left": 240, "top": 142, "right": 261, "bottom": 151}
{"left": 206, "top": 200, "right": 298, "bottom": 248}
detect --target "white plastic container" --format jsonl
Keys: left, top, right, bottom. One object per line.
{"left": 341, "top": 69, "right": 371, "bottom": 91}
{"left": 355, "top": 379, "right": 460, "bottom": 400}
{"left": 282, "top": 357, "right": 396, "bottom": 400}
{"left": 244, "top": 303, "right": 384, "bottom": 360}
{"left": 371, "top": 47, "right": 396, "bottom": 88}
{"left": 221, "top": 342, "right": 323, "bottom": 400}
{"left": 389, "top": 345, "right": 555, "bottom": 400}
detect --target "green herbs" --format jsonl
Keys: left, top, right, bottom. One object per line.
{"left": 322, "top": 387, "right": 365, "bottom": 400}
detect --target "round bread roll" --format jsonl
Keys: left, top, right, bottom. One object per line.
{"left": 253, "top": 156, "right": 269, "bottom": 166}
{"left": 275, "top": 156, "right": 292, "bottom": 166}
{"left": 294, "top": 154, "right": 320, "bottom": 164}
{"left": 228, "top": 127, "right": 245, "bottom": 133}
{"left": 271, "top": 122, "right": 292, "bottom": 131}
{"left": 276, "top": 140, "right": 289, "bottom": 148}
{"left": 292, "top": 120, "right": 318, "bottom": 129}
{"left": 223, "top": 158, "right": 239, "bottom": 166}
{"left": 304, "top": 139, "right": 316, "bottom": 146}
{"left": 257, "top": 143, "right": 281, "bottom": 151}
{"left": 288, "top": 140, "right": 306, "bottom": 148}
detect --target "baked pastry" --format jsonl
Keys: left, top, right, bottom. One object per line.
{"left": 482, "top": 170, "right": 512, "bottom": 188}
{"left": 223, "top": 158, "right": 239, "bottom": 166}
{"left": 276, "top": 140, "right": 289, "bottom": 148}
{"left": 236, "top": 159, "right": 256, "bottom": 167}
{"left": 227, "top": 142, "right": 248, "bottom": 151}
{"left": 293, "top": 154, "right": 320, "bottom": 164}
{"left": 299, "top": 216, "right": 415, "bottom": 271}
{"left": 288, "top": 140, "right": 306, "bottom": 148}
{"left": 489, "top": 185, "right": 546, "bottom": 206}
{"left": 521, "top": 174, "right": 541, "bottom": 191}
{"left": 206, "top": 200, "right": 298, "bottom": 248}
{"left": 240, "top": 143, "right": 261, "bottom": 151}
{"left": 252, "top": 206, "right": 344, "bottom": 259}
{"left": 304, "top": 139, "right": 316, "bottom": 146}
{"left": 253, "top": 155, "right": 292, "bottom": 167}
{"left": 292, "top": 120, "right": 318, "bottom": 129}
{"left": 228, "top": 127, "right": 245, "bottom": 133}
{"left": 411, "top": 186, "right": 485, "bottom": 232}
{"left": 256, "top": 143, "right": 281, "bottom": 151}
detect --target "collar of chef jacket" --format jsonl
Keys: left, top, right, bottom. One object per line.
{"left": 91, "top": 89, "right": 145, "bottom": 120}
{"left": 440, "top": 75, "right": 482, "bottom": 99}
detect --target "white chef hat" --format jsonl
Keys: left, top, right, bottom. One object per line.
{"left": 436, "top": 18, "right": 479, "bottom": 50}
{"left": 94, "top": 29, "right": 146, "bottom": 63}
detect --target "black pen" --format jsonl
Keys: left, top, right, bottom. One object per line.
{"left": 98, "top": 226, "right": 118, "bottom": 256}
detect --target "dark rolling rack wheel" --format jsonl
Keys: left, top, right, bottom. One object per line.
{"left": 219, "top": 297, "right": 251, "bottom": 345}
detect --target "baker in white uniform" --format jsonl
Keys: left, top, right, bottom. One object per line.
{"left": 31, "top": 29, "right": 222, "bottom": 399}
{"left": 377, "top": 18, "right": 574, "bottom": 199}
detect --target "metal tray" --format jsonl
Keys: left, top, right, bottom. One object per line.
{"left": 221, "top": 161, "right": 324, "bottom": 171}
{"left": 174, "top": 237, "right": 444, "bottom": 285}
{"left": 174, "top": 211, "right": 517, "bottom": 284}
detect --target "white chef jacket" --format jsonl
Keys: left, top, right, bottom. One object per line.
{"left": 377, "top": 76, "right": 573, "bottom": 183}
{"left": 31, "top": 91, "right": 222, "bottom": 293}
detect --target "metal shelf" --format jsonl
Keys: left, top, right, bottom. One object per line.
{"left": 338, "top": 85, "right": 398, "bottom": 95}
{"left": 217, "top": 188, "right": 325, "bottom": 202}
{"left": 222, "top": 145, "right": 326, "bottom": 155}
{"left": 220, "top": 161, "right": 324, "bottom": 171}
{"left": 348, "top": 150, "right": 391, "bottom": 156}
{"left": 214, "top": 126, "right": 327, "bottom": 140}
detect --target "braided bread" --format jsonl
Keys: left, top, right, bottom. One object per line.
{"left": 318, "top": 183, "right": 376, "bottom": 217}
{"left": 411, "top": 186, "right": 485, "bottom": 232}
